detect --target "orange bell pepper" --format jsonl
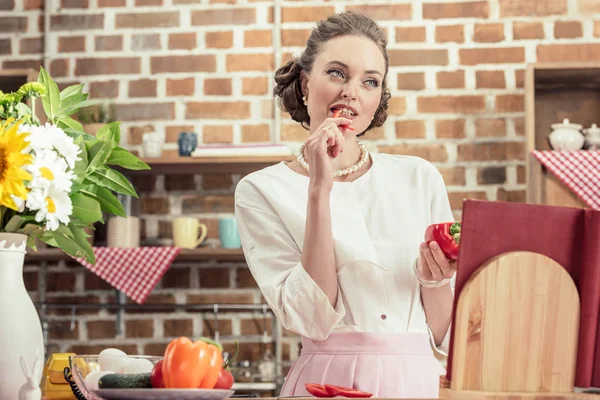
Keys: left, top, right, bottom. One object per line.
{"left": 161, "top": 337, "right": 223, "bottom": 389}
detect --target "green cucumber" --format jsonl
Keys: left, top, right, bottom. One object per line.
{"left": 98, "top": 372, "right": 152, "bottom": 389}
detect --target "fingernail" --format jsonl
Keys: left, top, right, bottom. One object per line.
{"left": 420, "top": 242, "right": 428, "bottom": 249}
{"left": 430, "top": 242, "right": 438, "bottom": 250}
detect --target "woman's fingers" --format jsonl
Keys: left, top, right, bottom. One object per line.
{"left": 420, "top": 242, "right": 444, "bottom": 281}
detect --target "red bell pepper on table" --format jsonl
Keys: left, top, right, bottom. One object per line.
{"left": 213, "top": 341, "right": 239, "bottom": 389}
{"left": 305, "top": 383, "right": 373, "bottom": 398}
{"left": 424, "top": 221, "right": 461, "bottom": 261}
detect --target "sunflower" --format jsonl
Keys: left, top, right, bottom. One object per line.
{"left": 0, "top": 119, "right": 33, "bottom": 210}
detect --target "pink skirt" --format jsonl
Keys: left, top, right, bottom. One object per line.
{"left": 280, "top": 332, "right": 444, "bottom": 399}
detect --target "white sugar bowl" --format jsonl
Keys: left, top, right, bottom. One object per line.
{"left": 549, "top": 118, "right": 585, "bottom": 151}
{"left": 583, "top": 123, "right": 600, "bottom": 151}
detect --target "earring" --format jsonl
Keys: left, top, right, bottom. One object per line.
{"left": 371, "top": 115, "right": 374, "bottom": 121}
{"left": 302, "top": 95, "right": 308, "bottom": 106}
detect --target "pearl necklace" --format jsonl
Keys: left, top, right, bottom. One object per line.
{"left": 297, "top": 140, "right": 370, "bottom": 177}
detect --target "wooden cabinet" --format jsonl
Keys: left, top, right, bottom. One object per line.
{"left": 525, "top": 62, "right": 598, "bottom": 208}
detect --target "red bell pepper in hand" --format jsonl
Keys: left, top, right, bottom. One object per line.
{"left": 424, "top": 221, "right": 461, "bottom": 261}
{"left": 306, "top": 383, "right": 332, "bottom": 397}
{"left": 324, "top": 384, "right": 373, "bottom": 398}
{"left": 162, "top": 337, "right": 223, "bottom": 389}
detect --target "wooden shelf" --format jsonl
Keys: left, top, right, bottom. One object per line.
{"left": 120, "top": 155, "right": 295, "bottom": 175}
{"left": 25, "top": 247, "right": 246, "bottom": 262}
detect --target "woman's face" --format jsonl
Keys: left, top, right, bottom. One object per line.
{"left": 303, "top": 35, "right": 386, "bottom": 135}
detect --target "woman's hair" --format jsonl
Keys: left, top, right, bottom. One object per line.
{"left": 273, "top": 11, "right": 391, "bottom": 136}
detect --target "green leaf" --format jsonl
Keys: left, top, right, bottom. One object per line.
{"left": 58, "top": 93, "right": 87, "bottom": 117}
{"left": 71, "top": 193, "right": 103, "bottom": 224}
{"left": 71, "top": 135, "right": 88, "bottom": 183}
{"left": 96, "top": 122, "right": 121, "bottom": 149}
{"left": 61, "top": 99, "right": 101, "bottom": 117}
{"left": 4, "top": 215, "right": 24, "bottom": 232}
{"left": 79, "top": 185, "right": 125, "bottom": 216}
{"left": 40, "top": 68, "right": 60, "bottom": 120}
{"left": 86, "top": 141, "right": 113, "bottom": 174}
{"left": 67, "top": 224, "right": 95, "bottom": 264}
{"left": 58, "top": 117, "right": 85, "bottom": 133}
{"left": 63, "top": 127, "right": 98, "bottom": 142}
{"left": 106, "top": 147, "right": 150, "bottom": 170}
{"left": 59, "top": 83, "right": 84, "bottom": 101}
{"left": 87, "top": 167, "right": 138, "bottom": 198}
{"left": 15, "top": 102, "right": 32, "bottom": 120}
{"left": 52, "top": 224, "right": 95, "bottom": 264}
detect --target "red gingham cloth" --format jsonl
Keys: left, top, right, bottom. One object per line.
{"left": 531, "top": 150, "right": 600, "bottom": 209}
{"left": 74, "top": 246, "right": 181, "bottom": 304}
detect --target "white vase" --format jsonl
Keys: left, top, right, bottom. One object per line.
{"left": 0, "top": 233, "right": 44, "bottom": 399}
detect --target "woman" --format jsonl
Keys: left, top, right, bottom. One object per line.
{"left": 234, "top": 11, "right": 456, "bottom": 399}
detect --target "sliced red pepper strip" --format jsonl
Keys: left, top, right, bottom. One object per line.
{"left": 306, "top": 383, "right": 333, "bottom": 398}
{"left": 332, "top": 109, "right": 356, "bottom": 131}
{"left": 424, "top": 221, "right": 461, "bottom": 261}
{"left": 324, "top": 384, "right": 373, "bottom": 398}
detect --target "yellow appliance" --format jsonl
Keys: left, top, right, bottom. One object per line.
{"left": 41, "top": 353, "right": 77, "bottom": 400}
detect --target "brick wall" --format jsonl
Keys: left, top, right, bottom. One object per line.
{"left": 3, "top": 0, "right": 600, "bottom": 375}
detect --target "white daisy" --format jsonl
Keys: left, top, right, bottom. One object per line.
{"left": 26, "top": 150, "right": 76, "bottom": 192}
{"left": 45, "top": 124, "right": 81, "bottom": 169}
{"left": 18, "top": 123, "right": 53, "bottom": 154}
{"left": 26, "top": 187, "right": 72, "bottom": 231}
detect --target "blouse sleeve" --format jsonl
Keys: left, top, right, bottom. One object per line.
{"left": 234, "top": 178, "right": 346, "bottom": 341}
{"left": 427, "top": 166, "right": 456, "bottom": 357}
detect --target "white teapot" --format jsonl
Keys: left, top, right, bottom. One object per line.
{"left": 548, "top": 118, "right": 584, "bottom": 151}
{"left": 142, "top": 132, "right": 163, "bottom": 158}
{"left": 583, "top": 123, "right": 600, "bottom": 151}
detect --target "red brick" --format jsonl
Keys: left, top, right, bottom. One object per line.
{"left": 141, "top": 197, "right": 169, "bottom": 214}
{"left": 245, "top": 30, "right": 271, "bottom": 47}
{"left": 24, "top": 0, "right": 42, "bottom": 9}
{"left": 167, "top": 77, "right": 195, "bottom": 96}
{"left": 476, "top": 71, "right": 506, "bottom": 88}
{"left": 436, "top": 119, "right": 466, "bottom": 139}
{"left": 61, "top": 0, "right": 88, "bottom": 8}
{"left": 19, "top": 38, "right": 41, "bottom": 54}
{"left": 517, "top": 165, "right": 526, "bottom": 184}
{"left": 98, "top": 0, "right": 125, "bottom": 6}
{"left": 436, "top": 25, "right": 464, "bottom": 43}
{"left": 89, "top": 80, "right": 119, "bottom": 99}
{"left": 169, "top": 32, "right": 196, "bottom": 50}
{"left": 205, "top": 31, "right": 233, "bottom": 48}
{"left": 500, "top": 0, "right": 567, "bottom": 16}
{"left": 47, "top": 272, "right": 76, "bottom": 291}
{"left": 58, "top": 36, "right": 85, "bottom": 52}
{"left": 497, "top": 188, "right": 526, "bottom": 203}
{"left": 242, "top": 124, "right": 270, "bottom": 142}
{"left": 49, "top": 59, "right": 68, "bottom": 77}
{"left": 240, "top": 317, "right": 273, "bottom": 335}
{"left": 192, "top": 8, "right": 255, "bottom": 25}
{"left": 164, "top": 319, "right": 193, "bottom": 337}
{"left": 282, "top": 6, "right": 334, "bottom": 23}
{"left": 242, "top": 77, "right": 268, "bottom": 95}
{"left": 579, "top": 0, "right": 600, "bottom": 14}
{"left": 514, "top": 117, "right": 525, "bottom": 136}
{"left": 131, "top": 33, "right": 161, "bottom": 51}
{"left": 474, "top": 23, "right": 505, "bottom": 42}
{"left": 45, "top": 295, "right": 102, "bottom": 316}
{"left": 389, "top": 49, "right": 448, "bottom": 66}
{"left": 496, "top": 94, "right": 524, "bottom": 113}
{"left": 3, "top": 59, "right": 42, "bottom": 71}
{"left": 203, "top": 319, "right": 233, "bottom": 337}
{"left": 48, "top": 321, "right": 79, "bottom": 340}
{"left": 227, "top": 53, "right": 273, "bottom": 72}
{"left": 418, "top": 95, "right": 485, "bottom": 114}
{"left": 395, "top": 120, "right": 426, "bottom": 139}
{"left": 204, "top": 78, "right": 232, "bottom": 95}
{"left": 166, "top": 126, "right": 195, "bottom": 143}
{"left": 596, "top": 21, "right": 600, "bottom": 37}
{"left": 199, "top": 268, "right": 230, "bottom": 288}
{"left": 125, "top": 319, "right": 153, "bottom": 338}
{"left": 117, "top": 103, "right": 175, "bottom": 121}
{"left": 448, "top": 191, "right": 488, "bottom": 210}
{"left": 388, "top": 97, "right": 406, "bottom": 115}
{"left": 202, "top": 174, "right": 233, "bottom": 191}
{"left": 515, "top": 70, "right": 525, "bottom": 88}
{"left": 187, "top": 292, "right": 255, "bottom": 304}
{"left": 144, "top": 343, "right": 168, "bottom": 356}
{"left": 95, "top": 35, "right": 122, "bottom": 51}
{"left": 378, "top": 144, "right": 448, "bottom": 162}
{"left": 457, "top": 142, "right": 525, "bottom": 161}
{"left": 538, "top": 43, "right": 600, "bottom": 62}
{"left": 76, "top": 57, "right": 140, "bottom": 75}
{"left": 87, "top": 320, "right": 116, "bottom": 339}
{"left": 51, "top": 14, "right": 103, "bottom": 30}
{"left": 203, "top": 126, "right": 234, "bottom": 143}
{"left": 70, "top": 344, "right": 138, "bottom": 355}
{"left": 115, "top": 12, "right": 179, "bottom": 28}
{"left": 475, "top": 118, "right": 507, "bottom": 137}
{"left": 460, "top": 47, "right": 525, "bottom": 65}
{"left": 513, "top": 21, "right": 545, "bottom": 40}
{"left": 478, "top": 166, "right": 506, "bottom": 185}
{"left": 151, "top": 55, "right": 216, "bottom": 73}
{"left": 129, "top": 79, "right": 157, "bottom": 98}
{"left": 0, "top": 17, "right": 27, "bottom": 32}
{"left": 346, "top": 4, "right": 411, "bottom": 20}
{"left": 181, "top": 194, "right": 234, "bottom": 213}
{"left": 186, "top": 102, "right": 250, "bottom": 119}
{"left": 281, "top": 29, "right": 311, "bottom": 47}
{"left": 554, "top": 21, "right": 583, "bottom": 39}
{"left": 128, "top": 125, "right": 155, "bottom": 145}
{"left": 136, "top": 0, "right": 162, "bottom": 4}
{"left": 395, "top": 27, "right": 426, "bottom": 42}
{"left": 24, "top": 271, "right": 38, "bottom": 291}
{"left": 424, "top": 1, "right": 488, "bottom": 19}
{"left": 0, "top": 39, "right": 10, "bottom": 55}
{"left": 439, "top": 167, "right": 466, "bottom": 186}
{"left": 236, "top": 268, "right": 257, "bottom": 288}
{"left": 398, "top": 72, "right": 425, "bottom": 90}
{"left": 85, "top": 273, "right": 113, "bottom": 290}
{"left": 437, "top": 70, "right": 465, "bottom": 89}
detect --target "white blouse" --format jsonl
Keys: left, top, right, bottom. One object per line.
{"left": 234, "top": 152, "right": 455, "bottom": 356}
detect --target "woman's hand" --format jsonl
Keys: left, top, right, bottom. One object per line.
{"left": 303, "top": 116, "right": 353, "bottom": 190}
{"left": 417, "top": 241, "right": 457, "bottom": 282}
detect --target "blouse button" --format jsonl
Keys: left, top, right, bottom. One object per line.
{"left": 381, "top": 314, "right": 387, "bottom": 320}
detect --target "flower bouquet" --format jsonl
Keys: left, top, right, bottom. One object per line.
{"left": 0, "top": 67, "right": 149, "bottom": 264}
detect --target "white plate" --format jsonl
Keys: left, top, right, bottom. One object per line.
{"left": 93, "top": 388, "right": 235, "bottom": 400}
